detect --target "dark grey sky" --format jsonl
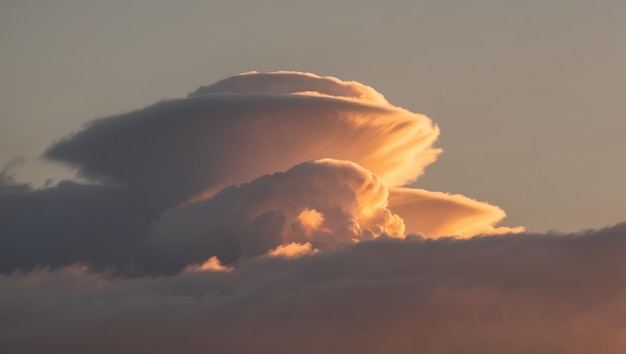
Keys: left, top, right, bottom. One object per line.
{"left": 1, "top": 0, "right": 624, "bottom": 232}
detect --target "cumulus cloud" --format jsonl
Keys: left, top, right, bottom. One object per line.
{"left": 149, "top": 159, "right": 404, "bottom": 270}
{"left": 2, "top": 224, "right": 626, "bottom": 354}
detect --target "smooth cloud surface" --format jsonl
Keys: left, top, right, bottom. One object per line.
{"left": 45, "top": 71, "right": 440, "bottom": 207}
{"left": 4, "top": 71, "right": 618, "bottom": 353}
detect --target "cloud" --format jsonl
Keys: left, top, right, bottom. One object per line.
{"left": 265, "top": 242, "right": 318, "bottom": 258}
{"left": 388, "top": 187, "right": 524, "bottom": 237}
{"left": 184, "top": 256, "right": 232, "bottom": 272}
{"left": 0, "top": 157, "right": 31, "bottom": 196}
{"left": 0, "top": 180, "right": 159, "bottom": 274}
{"left": 2, "top": 224, "right": 625, "bottom": 354}
{"left": 1, "top": 70, "right": 622, "bottom": 353}
{"left": 45, "top": 71, "right": 441, "bottom": 209}
{"left": 1, "top": 71, "right": 521, "bottom": 275}
{"left": 188, "top": 71, "right": 389, "bottom": 104}
{"left": 149, "top": 159, "right": 404, "bottom": 270}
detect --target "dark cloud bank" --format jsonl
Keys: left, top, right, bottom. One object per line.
{"left": 1, "top": 72, "right": 624, "bottom": 353}
{"left": 3, "top": 224, "right": 626, "bottom": 353}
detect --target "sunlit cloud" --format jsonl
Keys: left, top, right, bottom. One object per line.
{"left": 1, "top": 71, "right": 522, "bottom": 275}
{"left": 45, "top": 71, "right": 441, "bottom": 209}
{"left": 189, "top": 71, "right": 390, "bottom": 105}
{"left": 149, "top": 159, "right": 405, "bottom": 269}
{"left": 184, "top": 256, "right": 232, "bottom": 272}
{"left": 265, "top": 242, "right": 318, "bottom": 258}
{"left": 10, "top": 71, "right": 612, "bottom": 354}
{"left": 296, "top": 208, "right": 326, "bottom": 236}
{"left": 388, "top": 187, "right": 524, "bottom": 237}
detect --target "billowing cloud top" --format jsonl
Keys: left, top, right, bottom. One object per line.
{"left": 4, "top": 71, "right": 618, "bottom": 353}
{"left": 150, "top": 159, "right": 404, "bottom": 269}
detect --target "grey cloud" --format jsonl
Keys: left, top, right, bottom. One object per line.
{"left": 0, "top": 181, "right": 159, "bottom": 274}
{"left": 2, "top": 223, "right": 626, "bottom": 354}
{"left": 0, "top": 157, "right": 31, "bottom": 196}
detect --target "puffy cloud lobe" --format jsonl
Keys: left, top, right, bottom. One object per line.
{"left": 149, "top": 159, "right": 404, "bottom": 269}
{"left": 265, "top": 242, "right": 318, "bottom": 258}
{"left": 184, "top": 256, "right": 232, "bottom": 272}
{"left": 2, "top": 224, "right": 626, "bottom": 354}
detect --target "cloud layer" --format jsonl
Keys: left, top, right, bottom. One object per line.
{"left": 5, "top": 71, "right": 615, "bottom": 353}
{"left": 2, "top": 224, "right": 626, "bottom": 354}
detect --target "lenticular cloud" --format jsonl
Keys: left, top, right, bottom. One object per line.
{"left": 46, "top": 71, "right": 442, "bottom": 205}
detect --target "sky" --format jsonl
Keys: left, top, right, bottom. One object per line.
{"left": 1, "top": 1, "right": 626, "bottom": 353}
